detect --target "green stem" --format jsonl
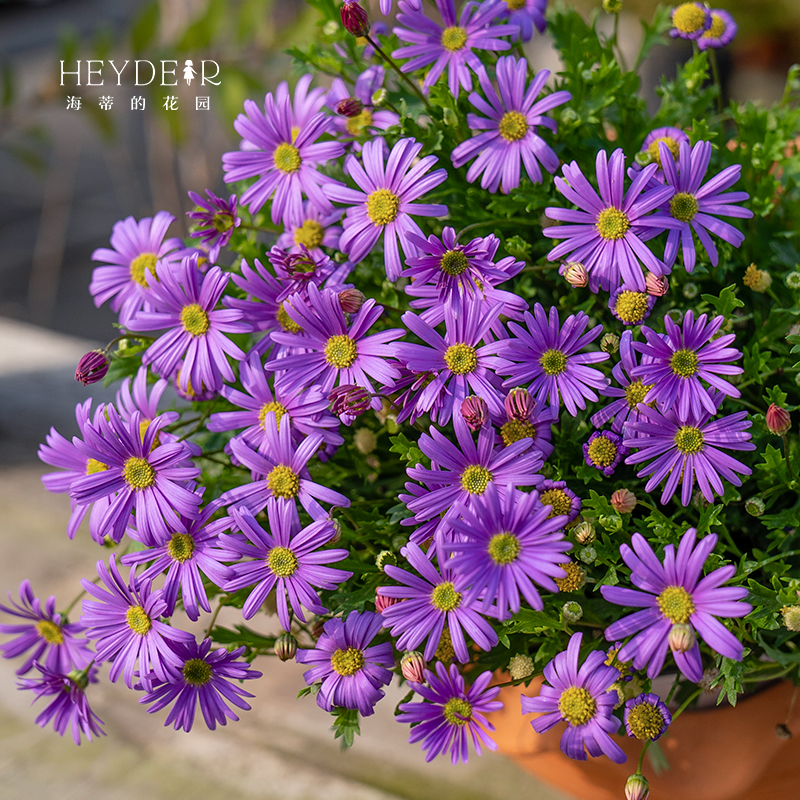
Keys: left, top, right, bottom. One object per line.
{"left": 636, "top": 741, "right": 651, "bottom": 773}
{"left": 365, "top": 35, "right": 431, "bottom": 108}
{"left": 671, "top": 688, "right": 702, "bottom": 720}
{"left": 62, "top": 575, "right": 102, "bottom": 618}
{"left": 456, "top": 217, "right": 533, "bottom": 238}
{"left": 204, "top": 600, "right": 224, "bottom": 639}
{"left": 239, "top": 222, "right": 280, "bottom": 234}
{"left": 708, "top": 48, "right": 724, "bottom": 117}
{"left": 612, "top": 13, "right": 628, "bottom": 72}
{"left": 782, "top": 433, "right": 796, "bottom": 478}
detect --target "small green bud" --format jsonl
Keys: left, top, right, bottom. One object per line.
{"left": 598, "top": 514, "right": 623, "bottom": 532}
{"left": 745, "top": 496, "right": 766, "bottom": 517}
{"left": 442, "top": 107, "right": 459, "bottom": 127}
{"left": 625, "top": 773, "right": 650, "bottom": 800}
{"left": 560, "top": 108, "right": 580, "bottom": 126}
{"left": 375, "top": 550, "right": 397, "bottom": 572}
{"left": 508, "top": 653, "right": 535, "bottom": 680}
{"left": 683, "top": 282, "right": 699, "bottom": 299}
{"left": 635, "top": 150, "right": 654, "bottom": 167}
{"left": 371, "top": 88, "right": 388, "bottom": 107}
{"left": 562, "top": 601, "right": 583, "bottom": 622}
{"left": 574, "top": 520, "right": 596, "bottom": 545}
{"left": 600, "top": 332, "right": 620, "bottom": 354}
{"left": 274, "top": 632, "right": 298, "bottom": 661}
{"left": 322, "top": 20, "right": 339, "bottom": 36}
{"left": 578, "top": 545, "right": 596, "bottom": 564}
{"left": 603, "top": 0, "right": 623, "bottom": 13}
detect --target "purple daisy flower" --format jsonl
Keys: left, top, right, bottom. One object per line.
{"left": 401, "top": 227, "right": 524, "bottom": 310}
{"left": 18, "top": 663, "right": 104, "bottom": 745}
{"left": 121, "top": 499, "right": 232, "bottom": 621}
{"left": 89, "top": 211, "right": 182, "bottom": 326}
{"left": 275, "top": 73, "right": 329, "bottom": 133}
{"left": 623, "top": 400, "right": 754, "bottom": 506}
{"left": 266, "top": 284, "right": 402, "bottom": 408}
{"left": 537, "top": 479, "right": 581, "bottom": 522}
{"left": 640, "top": 126, "right": 690, "bottom": 174}
{"left": 220, "top": 503, "right": 351, "bottom": 630}
{"left": 632, "top": 311, "right": 743, "bottom": 419}
{"left": 221, "top": 414, "right": 349, "bottom": 520}
{"left": 325, "top": 137, "right": 448, "bottom": 281}
{"left": 186, "top": 189, "right": 241, "bottom": 250}
{"left": 583, "top": 430, "right": 628, "bottom": 477}
{"left": 139, "top": 637, "right": 261, "bottom": 731}
{"left": 276, "top": 201, "right": 343, "bottom": 258}
{"left": 397, "top": 662, "right": 502, "bottom": 764}
{"left": 392, "top": 0, "right": 516, "bottom": 98}
{"left": 265, "top": 245, "right": 351, "bottom": 302}
{"left": 0, "top": 580, "right": 93, "bottom": 675}
{"left": 379, "top": 541, "right": 499, "bottom": 662}
{"left": 445, "top": 484, "right": 571, "bottom": 620}
{"left": 70, "top": 407, "right": 201, "bottom": 545}
{"left": 670, "top": 2, "right": 711, "bottom": 40}
{"left": 490, "top": 303, "right": 609, "bottom": 416}
{"left": 222, "top": 85, "right": 344, "bottom": 225}
{"left": 80, "top": 555, "right": 195, "bottom": 689}
{"left": 296, "top": 611, "right": 394, "bottom": 716}
{"left": 648, "top": 140, "right": 753, "bottom": 272}
{"left": 130, "top": 259, "right": 250, "bottom": 393}
{"left": 116, "top": 367, "right": 176, "bottom": 429}
{"left": 601, "top": 528, "right": 752, "bottom": 682}
{"left": 394, "top": 300, "right": 507, "bottom": 425}
{"left": 492, "top": 0, "right": 547, "bottom": 42}
{"left": 327, "top": 65, "right": 400, "bottom": 144}
{"left": 543, "top": 149, "right": 680, "bottom": 291}
{"left": 624, "top": 693, "right": 672, "bottom": 741}
{"left": 520, "top": 632, "right": 626, "bottom": 763}
{"left": 698, "top": 9, "right": 737, "bottom": 50}
{"left": 451, "top": 58, "right": 570, "bottom": 193}
{"left": 609, "top": 285, "right": 656, "bottom": 326}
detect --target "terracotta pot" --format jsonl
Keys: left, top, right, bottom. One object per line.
{"left": 489, "top": 678, "right": 800, "bottom": 800}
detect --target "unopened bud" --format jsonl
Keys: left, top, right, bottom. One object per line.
{"left": 603, "top": 0, "right": 623, "bottom": 13}
{"left": 340, "top": 0, "right": 370, "bottom": 37}
{"left": 766, "top": 403, "right": 791, "bottom": 435}
{"left": 401, "top": 651, "right": 426, "bottom": 683}
{"left": 645, "top": 272, "right": 669, "bottom": 296}
{"left": 611, "top": 489, "right": 637, "bottom": 514}
{"left": 598, "top": 514, "right": 623, "bottom": 532}
{"left": 66, "top": 667, "right": 91, "bottom": 690}
{"left": 442, "top": 107, "right": 458, "bottom": 127}
{"left": 635, "top": 150, "right": 654, "bottom": 167}
{"left": 354, "top": 428, "right": 378, "bottom": 454}
{"left": 562, "top": 601, "right": 583, "bottom": 622}
{"left": 330, "top": 384, "right": 371, "bottom": 417}
{"left": 600, "top": 332, "right": 620, "bottom": 354}
{"left": 375, "top": 550, "right": 397, "bottom": 572}
{"left": 75, "top": 350, "right": 109, "bottom": 386}
{"left": 274, "top": 632, "right": 298, "bottom": 661}
{"left": 578, "top": 546, "right": 596, "bottom": 564}
{"left": 745, "top": 496, "right": 765, "bottom": 517}
{"left": 574, "top": 520, "right": 596, "bottom": 545}
{"left": 781, "top": 605, "right": 800, "bottom": 632}
{"left": 329, "top": 519, "right": 342, "bottom": 544}
{"left": 339, "top": 287, "right": 366, "bottom": 314}
{"left": 371, "top": 88, "right": 388, "bottom": 107}
{"left": 375, "top": 590, "right": 399, "bottom": 614}
{"left": 508, "top": 653, "right": 534, "bottom": 680}
{"left": 668, "top": 623, "right": 696, "bottom": 653}
{"left": 504, "top": 387, "right": 535, "bottom": 422}
{"left": 743, "top": 263, "right": 772, "bottom": 293}
{"left": 461, "top": 395, "right": 488, "bottom": 431}
{"left": 683, "top": 282, "right": 699, "bottom": 299}
{"left": 336, "top": 97, "right": 364, "bottom": 117}
{"left": 625, "top": 773, "right": 650, "bottom": 800}
{"left": 559, "top": 261, "right": 588, "bottom": 288}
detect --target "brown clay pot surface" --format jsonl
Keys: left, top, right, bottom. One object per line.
{"left": 488, "top": 678, "right": 800, "bottom": 800}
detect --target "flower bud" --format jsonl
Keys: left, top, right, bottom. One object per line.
{"left": 781, "top": 605, "right": 800, "bottom": 632}
{"left": 562, "top": 601, "right": 583, "bottom": 622}
{"left": 635, "top": 150, "right": 654, "bottom": 167}
{"left": 578, "top": 546, "right": 596, "bottom": 564}
{"left": 743, "top": 263, "right": 772, "bottom": 293}
{"left": 603, "top": 0, "right": 623, "bottom": 13}
{"left": 598, "top": 514, "right": 623, "bottom": 532}
{"left": 611, "top": 489, "right": 637, "bottom": 514}
{"left": 375, "top": 591, "right": 399, "bottom": 614}
{"left": 745, "top": 496, "right": 765, "bottom": 517}
{"left": 600, "top": 332, "right": 620, "bottom": 354}
{"left": 329, "top": 519, "right": 342, "bottom": 544}
{"left": 375, "top": 550, "right": 397, "bottom": 572}
{"left": 668, "top": 622, "right": 696, "bottom": 653}
{"left": 625, "top": 773, "right": 650, "bottom": 800}
{"left": 322, "top": 20, "right": 339, "bottom": 36}
{"left": 504, "top": 387, "right": 535, "bottom": 422}
{"left": 354, "top": 428, "right": 378, "bottom": 454}
{"left": 442, "top": 107, "right": 459, "bottom": 127}
{"left": 329, "top": 384, "right": 371, "bottom": 417}
{"left": 645, "top": 272, "right": 669, "bottom": 296}
{"left": 274, "top": 632, "right": 298, "bottom": 661}
{"left": 786, "top": 272, "right": 800, "bottom": 290}
{"left": 766, "top": 403, "right": 791, "bottom": 435}
{"left": 339, "top": 288, "right": 366, "bottom": 314}
{"left": 559, "top": 261, "right": 588, "bottom": 288}
{"left": 508, "top": 653, "right": 535, "bottom": 680}
{"left": 371, "top": 88, "right": 388, "bottom": 107}
{"left": 574, "top": 521, "right": 596, "bottom": 545}
{"left": 683, "top": 282, "right": 699, "bottom": 299}
{"left": 336, "top": 97, "right": 364, "bottom": 117}
{"left": 340, "top": 0, "right": 370, "bottom": 37}
{"left": 460, "top": 395, "right": 488, "bottom": 431}
{"left": 75, "top": 350, "right": 109, "bottom": 386}
{"left": 401, "top": 651, "right": 426, "bottom": 683}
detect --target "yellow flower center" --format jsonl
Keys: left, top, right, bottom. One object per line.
{"left": 702, "top": 12, "right": 726, "bottom": 39}
{"left": 212, "top": 212, "right": 234, "bottom": 233}
{"left": 540, "top": 348, "right": 567, "bottom": 376}
{"left": 540, "top": 488, "right": 573, "bottom": 518}
{"left": 596, "top": 207, "right": 630, "bottom": 240}
{"left": 670, "top": 348, "right": 699, "bottom": 378}
{"left": 587, "top": 436, "right": 618, "bottom": 467}
{"left": 267, "top": 465, "right": 300, "bottom": 499}
{"left": 555, "top": 562, "right": 585, "bottom": 593}
{"left": 670, "top": 192, "right": 699, "bottom": 222}
{"left": 443, "top": 343, "right": 478, "bottom": 375}
{"left": 460, "top": 464, "right": 492, "bottom": 494}
{"left": 673, "top": 3, "right": 708, "bottom": 34}
{"left": 500, "top": 419, "right": 536, "bottom": 446}
{"left": 605, "top": 646, "right": 632, "bottom": 679}
{"left": 440, "top": 250, "right": 469, "bottom": 276}
{"left": 267, "top": 545, "right": 299, "bottom": 578}
{"left": 123, "top": 456, "right": 156, "bottom": 490}
{"left": 430, "top": 581, "right": 462, "bottom": 612}
{"left": 505, "top": 0, "right": 527, "bottom": 8}
{"left": 498, "top": 110, "right": 528, "bottom": 142}
{"left": 126, "top": 605, "right": 152, "bottom": 636}
{"left": 294, "top": 220, "right": 325, "bottom": 249}
{"left": 657, "top": 585, "right": 696, "bottom": 623}
{"left": 625, "top": 380, "right": 652, "bottom": 409}
{"left": 130, "top": 253, "right": 158, "bottom": 287}
{"left": 443, "top": 697, "right": 473, "bottom": 726}
{"left": 614, "top": 290, "right": 650, "bottom": 324}
{"left": 647, "top": 136, "right": 681, "bottom": 167}
{"left": 36, "top": 620, "right": 64, "bottom": 645}
{"left": 435, "top": 626, "right": 455, "bottom": 662}
{"left": 324, "top": 334, "right": 358, "bottom": 369}
{"left": 627, "top": 702, "right": 666, "bottom": 740}
{"left": 488, "top": 532, "right": 521, "bottom": 565}
{"left": 86, "top": 458, "right": 109, "bottom": 475}
{"left": 558, "top": 686, "right": 597, "bottom": 726}
{"left": 441, "top": 26, "right": 468, "bottom": 51}
{"left": 182, "top": 658, "right": 212, "bottom": 686}
{"left": 674, "top": 425, "right": 705, "bottom": 454}
{"left": 330, "top": 646, "right": 365, "bottom": 676}
{"left": 167, "top": 533, "right": 195, "bottom": 563}
{"left": 180, "top": 303, "right": 210, "bottom": 336}
{"left": 273, "top": 142, "right": 302, "bottom": 174}
{"left": 366, "top": 189, "right": 400, "bottom": 226}
{"left": 259, "top": 401, "right": 288, "bottom": 430}
{"left": 277, "top": 302, "right": 302, "bottom": 333}
{"left": 346, "top": 109, "right": 373, "bottom": 136}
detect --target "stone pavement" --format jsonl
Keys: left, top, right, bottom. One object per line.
{"left": 0, "top": 317, "right": 572, "bottom": 800}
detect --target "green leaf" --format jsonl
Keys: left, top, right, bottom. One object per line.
{"left": 130, "top": 0, "right": 160, "bottom": 53}
{"left": 713, "top": 652, "right": 749, "bottom": 707}
{"left": 701, "top": 284, "right": 744, "bottom": 318}
{"left": 209, "top": 624, "right": 276, "bottom": 652}
{"left": 389, "top": 433, "right": 425, "bottom": 464}
{"left": 505, "top": 608, "right": 561, "bottom": 634}
{"left": 765, "top": 385, "right": 789, "bottom": 408}
{"left": 331, "top": 707, "right": 361, "bottom": 749}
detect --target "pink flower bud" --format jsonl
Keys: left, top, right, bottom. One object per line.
{"left": 460, "top": 395, "right": 488, "bottom": 431}
{"left": 504, "top": 387, "right": 535, "bottom": 422}
{"left": 75, "top": 350, "right": 109, "bottom": 386}
{"left": 668, "top": 622, "right": 696, "bottom": 653}
{"left": 611, "top": 488, "right": 637, "bottom": 514}
{"left": 329, "top": 384, "right": 371, "bottom": 417}
{"left": 400, "top": 651, "right": 426, "bottom": 683}
{"left": 336, "top": 97, "right": 364, "bottom": 117}
{"left": 340, "top": 0, "right": 370, "bottom": 37}
{"left": 375, "top": 591, "right": 399, "bottom": 614}
{"left": 645, "top": 272, "right": 669, "bottom": 296}
{"left": 339, "top": 288, "right": 366, "bottom": 314}
{"left": 625, "top": 773, "right": 650, "bottom": 800}
{"left": 559, "top": 261, "right": 588, "bottom": 287}
{"left": 274, "top": 632, "right": 297, "bottom": 661}
{"left": 766, "top": 403, "right": 791, "bottom": 435}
